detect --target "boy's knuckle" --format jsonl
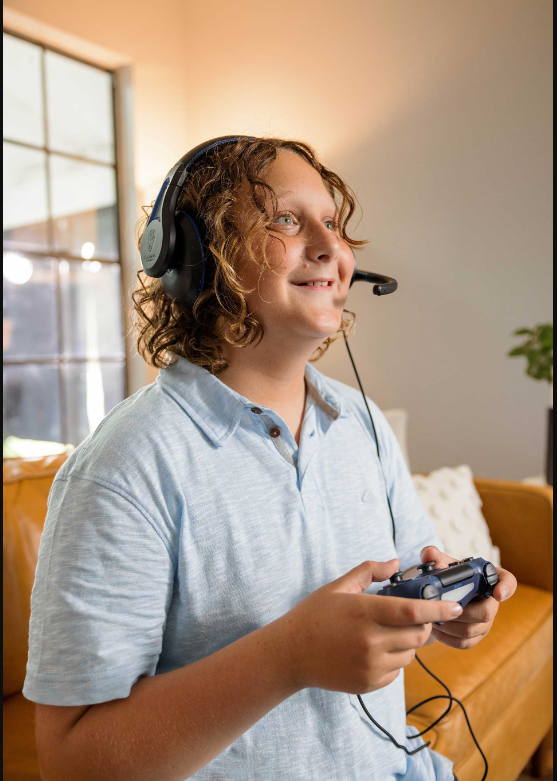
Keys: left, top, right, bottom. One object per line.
{"left": 417, "top": 626, "right": 431, "bottom": 646}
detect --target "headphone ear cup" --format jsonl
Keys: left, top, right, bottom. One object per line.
{"left": 160, "top": 211, "right": 214, "bottom": 309}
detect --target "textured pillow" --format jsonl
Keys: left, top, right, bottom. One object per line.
{"left": 411, "top": 465, "right": 501, "bottom": 567}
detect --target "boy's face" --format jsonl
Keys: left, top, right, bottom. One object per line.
{"left": 236, "top": 149, "right": 354, "bottom": 345}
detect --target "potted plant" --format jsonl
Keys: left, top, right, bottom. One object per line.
{"left": 508, "top": 323, "right": 553, "bottom": 486}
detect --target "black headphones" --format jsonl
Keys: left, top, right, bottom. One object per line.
{"left": 139, "top": 135, "right": 398, "bottom": 306}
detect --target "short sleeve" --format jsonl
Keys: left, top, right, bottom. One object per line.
{"left": 368, "top": 401, "right": 445, "bottom": 571}
{"left": 22, "top": 474, "right": 175, "bottom": 706}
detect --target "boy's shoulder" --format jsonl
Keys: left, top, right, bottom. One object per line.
{"left": 309, "top": 365, "right": 387, "bottom": 426}
{"left": 57, "top": 376, "right": 192, "bottom": 487}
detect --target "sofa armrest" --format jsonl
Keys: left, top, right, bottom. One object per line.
{"left": 474, "top": 478, "right": 553, "bottom": 592}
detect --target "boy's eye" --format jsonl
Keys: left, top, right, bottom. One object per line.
{"left": 272, "top": 214, "right": 338, "bottom": 230}
{"left": 273, "top": 214, "right": 295, "bottom": 226}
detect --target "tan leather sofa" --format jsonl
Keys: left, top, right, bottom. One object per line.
{"left": 4, "top": 455, "right": 554, "bottom": 781}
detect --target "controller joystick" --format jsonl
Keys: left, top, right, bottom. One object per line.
{"left": 416, "top": 561, "right": 437, "bottom": 574}
{"left": 483, "top": 562, "right": 499, "bottom": 598}
{"left": 377, "top": 556, "right": 499, "bottom": 611}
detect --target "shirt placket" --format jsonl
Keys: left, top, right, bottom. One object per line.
{"left": 248, "top": 406, "right": 297, "bottom": 468}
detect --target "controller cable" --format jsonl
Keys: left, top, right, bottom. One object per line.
{"left": 343, "top": 332, "right": 489, "bottom": 780}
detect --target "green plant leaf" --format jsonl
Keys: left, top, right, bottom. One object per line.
{"left": 540, "top": 326, "right": 553, "bottom": 349}
{"left": 513, "top": 328, "right": 534, "bottom": 336}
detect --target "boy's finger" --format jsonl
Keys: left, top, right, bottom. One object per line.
{"left": 451, "top": 597, "right": 499, "bottom": 624}
{"left": 420, "top": 545, "right": 458, "bottom": 569}
{"left": 370, "top": 595, "right": 463, "bottom": 627}
{"left": 432, "top": 619, "right": 492, "bottom": 640}
{"left": 492, "top": 568, "right": 518, "bottom": 602}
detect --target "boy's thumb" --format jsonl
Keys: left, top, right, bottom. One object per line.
{"left": 331, "top": 559, "right": 400, "bottom": 593}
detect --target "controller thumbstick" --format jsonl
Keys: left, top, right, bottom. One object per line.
{"left": 390, "top": 570, "right": 405, "bottom": 585}
{"left": 416, "top": 561, "right": 437, "bottom": 574}
{"left": 483, "top": 562, "right": 499, "bottom": 597}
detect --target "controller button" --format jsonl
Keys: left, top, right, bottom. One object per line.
{"left": 390, "top": 570, "right": 405, "bottom": 585}
{"left": 448, "top": 562, "right": 460, "bottom": 567}
{"left": 422, "top": 585, "right": 441, "bottom": 600}
{"left": 484, "top": 562, "right": 499, "bottom": 587}
{"left": 460, "top": 557, "right": 474, "bottom": 563}
{"left": 417, "top": 561, "right": 437, "bottom": 574}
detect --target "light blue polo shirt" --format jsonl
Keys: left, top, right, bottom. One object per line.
{"left": 23, "top": 355, "right": 454, "bottom": 781}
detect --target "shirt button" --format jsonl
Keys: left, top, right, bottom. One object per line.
{"left": 269, "top": 427, "right": 281, "bottom": 438}
{"left": 251, "top": 407, "right": 262, "bottom": 414}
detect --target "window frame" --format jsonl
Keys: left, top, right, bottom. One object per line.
{"left": 3, "top": 27, "right": 130, "bottom": 447}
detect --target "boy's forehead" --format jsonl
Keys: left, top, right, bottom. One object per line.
{"left": 267, "top": 149, "right": 323, "bottom": 188}
{"left": 259, "top": 149, "right": 335, "bottom": 207}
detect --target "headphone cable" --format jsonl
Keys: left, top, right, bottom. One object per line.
{"left": 343, "top": 333, "right": 488, "bottom": 779}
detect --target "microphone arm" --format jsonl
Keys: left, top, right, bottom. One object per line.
{"left": 350, "top": 270, "right": 398, "bottom": 296}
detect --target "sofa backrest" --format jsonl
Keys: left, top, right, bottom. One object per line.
{"left": 3, "top": 454, "right": 69, "bottom": 698}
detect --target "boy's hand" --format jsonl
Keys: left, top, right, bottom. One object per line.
{"left": 276, "top": 559, "right": 464, "bottom": 696}
{"left": 419, "top": 546, "right": 518, "bottom": 650}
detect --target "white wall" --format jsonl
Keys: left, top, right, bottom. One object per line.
{"left": 4, "top": 0, "right": 553, "bottom": 479}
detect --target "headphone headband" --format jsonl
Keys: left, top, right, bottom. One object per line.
{"left": 140, "top": 136, "right": 254, "bottom": 278}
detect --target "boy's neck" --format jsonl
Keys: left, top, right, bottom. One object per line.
{"left": 217, "top": 339, "right": 318, "bottom": 445}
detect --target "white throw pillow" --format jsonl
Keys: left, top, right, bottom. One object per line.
{"left": 411, "top": 465, "right": 501, "bottom": 567}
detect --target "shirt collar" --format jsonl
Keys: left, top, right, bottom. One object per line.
{"left": 156, "top": 356, "right": 348, "bottom": 447}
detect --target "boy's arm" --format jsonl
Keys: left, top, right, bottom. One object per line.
{"left": 37, "top": 617, "right": 299, "bottom": 781}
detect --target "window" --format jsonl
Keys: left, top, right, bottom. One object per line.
{"left": 3, "top": 31, "right": 127, "bottom": 457}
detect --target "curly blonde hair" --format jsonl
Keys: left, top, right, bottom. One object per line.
{"left": 132, "top": 136, "right": 368, "bottom": 375}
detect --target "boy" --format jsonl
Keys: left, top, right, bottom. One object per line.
{"left": 25, "top": 137, "right": 516, "bottom": 780}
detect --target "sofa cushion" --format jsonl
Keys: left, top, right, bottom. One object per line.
{"left": 405, "top": 582, "right": 553, "bottom": 769}
{"left": 3, "top": 454, "right": 69, "bottom": 698}
{"left": 3, "top": 692, "right": 40, "bottom": 781}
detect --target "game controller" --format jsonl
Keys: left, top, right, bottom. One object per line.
{"left": 377, "top": 557, "right": 499, "bottom": 611}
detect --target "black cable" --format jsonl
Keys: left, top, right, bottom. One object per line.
{"left": 411, "top": 655, "right": 489, "bottom": 781}
{"left": 343, "top": 333, "right": 489, "bottom": 779}
{"left": 407, "top": 694, "right": 489, "bottom": 781}
{"left": 408, "top": 655, "right": 454, "bottom": 737}
{"left": 356, "top": 694, "right": 431, "bottom": 755}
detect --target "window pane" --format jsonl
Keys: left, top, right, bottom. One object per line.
{"left": 59, "top": 260, "right": 125, "bottom": 359}
{"left": 63, "top": 361, "right": 125, "bottom": 446}
{"left": 45, "top": 50, "right": 114, "bottom": 164}
{"left": 3, "top": 142, "right": 49, "bottom": 251}
{"left": 3, "top": 364, "right": 62, "bottom": 450}
{"left": 3, "top": 33, "right": 44, "bottom": 147}
{"left": 3, "top": 255, "right": 58, "bottom": 358}
{"left": 50, "top": 154, "right": 118, "bottom": 259}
